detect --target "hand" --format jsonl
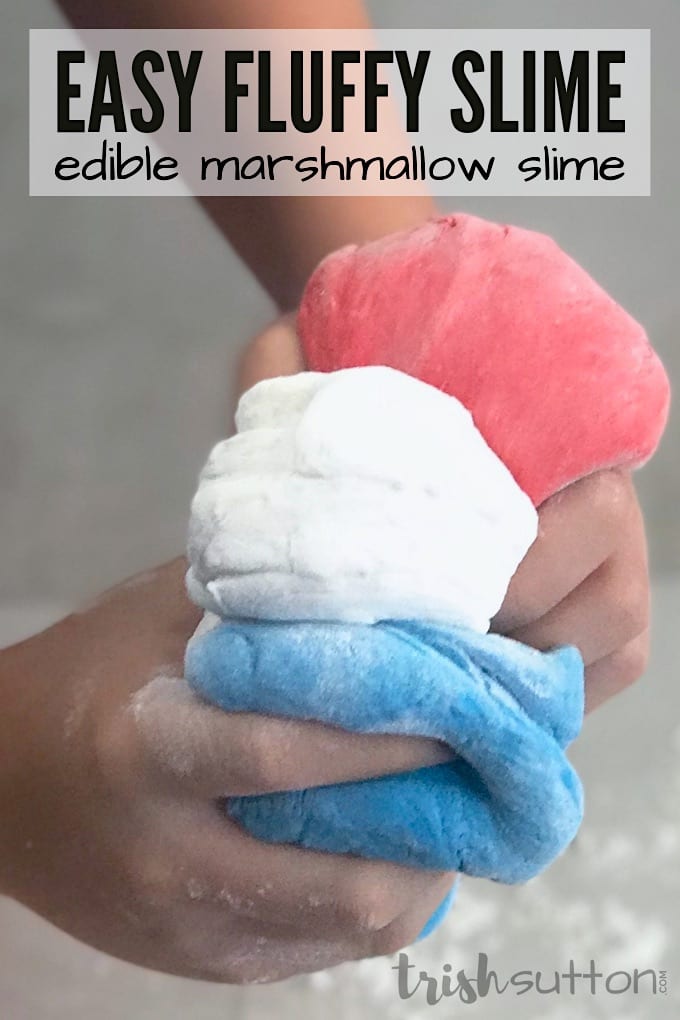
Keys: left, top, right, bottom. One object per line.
{"left": 239, "top": 315, "right": 650, "bottom": 714}
{"left": 0, "top": 560, "right": 454, "bottom": 982}
{"left": 492, "top": 469, "right": 649, "bottom": 713}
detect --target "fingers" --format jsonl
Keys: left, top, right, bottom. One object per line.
{"left": 183, "top": 865, "right": 456, "bottom": 984}
{"left": 128, "top": 675, "right": 451, "bottom": 799}
{"left": 498, "top": 472, "right": 649, "bottom": 710}
{"left": 184, "top": 802, "right": 455, "bottom": 946}
{"left": 368, "top": 872, "right": 458, "bottom": 959}
{"left": 583, "top": 628, "right": 650, "bottom": 713}
{"left": 123, "top": 797, "right": 455, "bottom": 983}
{"left": 492, "top": 470, "right": 634, "bottom": 633}
{"left": 506, "top": 529, "right": 649, "bottom": 666}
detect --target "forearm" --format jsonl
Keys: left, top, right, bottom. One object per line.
{"left": 55, "top": 0, "right": 372, "bottom": 30}
{"left": 202, "top": 195, "right": 437, "bottom": 310}
{"left": 55, "top": 0, "right": 438, "bottom": 308}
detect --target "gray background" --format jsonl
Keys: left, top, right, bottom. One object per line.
{"left": 1, "top": 1, "right": 678, "bottom": 1018}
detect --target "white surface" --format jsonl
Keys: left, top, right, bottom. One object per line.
{"left": 187, "top": 368, "right": 537, "bottom": 630}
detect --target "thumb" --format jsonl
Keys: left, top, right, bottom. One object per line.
{"left": 236, "top": 312, "right": 307, "bottom": 399}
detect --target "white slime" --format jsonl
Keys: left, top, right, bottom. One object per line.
{"left": 186, "top": 366, "right": 537, "bottom": 633}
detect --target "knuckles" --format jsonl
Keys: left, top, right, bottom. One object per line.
{"left": 333, "top": 867, "right": 449, "bottom": 943}
{"left": 334, "top": 868, "right": 405, "bottom": 934}
{"left": 584, "top": 468, "right": 635, "bottom": 529}
{"left": 613, "top": 632, "right": 651, "bottom": 690}
{"left": 371, "top": 916, "right": 424, "bottom": 958}
{"left": 239, "top": 721, "right": 288, "bottom": 794}
{"left": 615, "top": 578, "right": 650, "bottom": 643}
{"left": 94, "top": 709, "right": 145, "bottom": 793}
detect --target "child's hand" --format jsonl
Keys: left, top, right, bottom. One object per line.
{"left": 239, "top": 315, "right": 650, "bottom": 713}
{"left": 0, "top": 311, "right": 648, "bottom": 984}
{"left": 0, "top": 559, "right": 454, "bottom": 982}
{"left": 492, "top": 468, "right": 649, "bottom": 712}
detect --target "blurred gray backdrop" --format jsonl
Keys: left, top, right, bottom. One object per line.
{"left": 1, "top": 1, "right": 678, "bottom": 1019}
